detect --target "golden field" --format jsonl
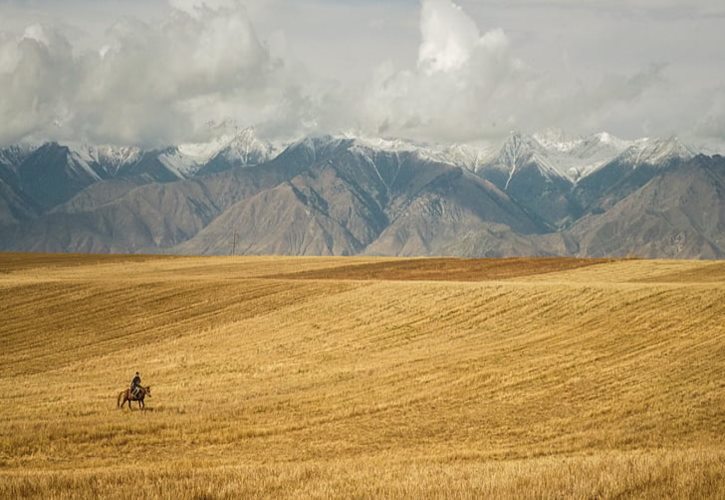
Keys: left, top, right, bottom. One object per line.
{"left": 0, "top": 253, "right": 724, "bottom": 499}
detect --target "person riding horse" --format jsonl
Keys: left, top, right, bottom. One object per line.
{"left": 118, "top": 377, "right": 151, "bottom": 410}
{"left": 131, "top": 372, "right": 142, "bottom": 397}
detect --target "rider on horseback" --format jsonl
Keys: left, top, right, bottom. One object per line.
{"left": 131, "top": 372, "right": 142, "bottom": 397}
{"left": 119, "top": 374, "right": 151, "bottom": 410}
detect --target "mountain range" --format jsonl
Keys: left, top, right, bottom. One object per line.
{"left": 0, "top": 129, "right": 723, "bottom": 258}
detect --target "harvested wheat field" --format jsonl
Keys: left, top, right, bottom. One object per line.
{"left": 1, "top": 253, "right": 724, "bottom": 499}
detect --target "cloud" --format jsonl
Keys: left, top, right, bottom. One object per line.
{"left": 0, "top": 0, "right": 722, "bottom": 147}
{"left": 0, "top": 25, "right": 78, "bottom": 145}
{"left": 0, "top": 0, "right": 312, "bottom": 147}
{"left": 167, "top": 0, "right": 240, "bottom": 17}
{"left": 354, "top": 0, "right": 533, "bottom": 143}
{"left": 353, "top": 0, "right": 684, "bottom": 143}
{"left": 418, "top": 0, "right": 481, "bottom": 74}
{"left": 694, "top": 87, "right": 725, "bottom": 142}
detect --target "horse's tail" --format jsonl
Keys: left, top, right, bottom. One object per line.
{"left": 117, "top": 390, "right": 125, "bottom": 408}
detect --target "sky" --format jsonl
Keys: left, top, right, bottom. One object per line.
{"left": 0, "top": 0, "right": 724, "bottom": 149}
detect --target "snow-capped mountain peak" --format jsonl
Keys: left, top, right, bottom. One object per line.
{"left": 489, "top": 131, "right": 566, "bottom": 185}
{"left": 156, "top": 146, "right": 197, "bottom": 178}
{"left": 62, "top": 143, "right": 142, "bottom": 175}
{"left": 617, "top": 136, "right": 695, "bottom": 167}
{"left": 348, "top": 135, "right": 420, "bottom": 154}
{"left": 533, "top": 128, "right": 580, "bottom": 153}
{"left": 0, "top": 142, "right": 39, "bottom": 167}
{"left": 0, "top": 130, "right": 701, "bottom": 186}
{"left": 159, "top": 128, "right": 275, "bottom": 177}
{"left": 525, "top": 131, "right": 632, "bottom": 181}
{"left": 94, "top": 145, "right": 142, "bottom": 169}
{"left": 500, "top": 131, "right": 544, "bottom": 161}
{"left": 218, "top": 127, "right": 275, "bottom": 165}
{"left": 576, "top": 132, "right": 631, "bottom": 153}
{"left": 422, "top": 142, "right": 497, "bottom": 171}
{"left": 176, "top": 137, "right": 230, "bottom": 164}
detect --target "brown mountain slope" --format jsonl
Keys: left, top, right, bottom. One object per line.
{"left": 365, "top": 168, "right": 542, "bottom": 256}
{"left": 1, "top": 140, "right": 723, "bottom": 259}
{"left": 180, "top": 146, "right": 544, "bottom": 256}
{"left": 0, "top": 158, "right": 299, "bottom": 253}
{"left": 176, "top": 181, "right": 368, "bottom": 255}
{"left": 569, "top": 157, "right": 725, "bottom": 258}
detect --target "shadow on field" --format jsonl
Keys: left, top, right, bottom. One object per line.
{"left": 270, "top": 257, "right": 618, "bottom": 282}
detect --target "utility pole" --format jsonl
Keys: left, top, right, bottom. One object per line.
{"left": 232, "top": 231, "right": 237, "bottom": 256}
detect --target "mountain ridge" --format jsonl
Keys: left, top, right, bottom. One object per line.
{"left": 0, "top": 132, "right": 722, "bottom": 259}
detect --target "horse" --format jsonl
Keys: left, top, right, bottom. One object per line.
{"left": 117, "top": 385, "right": 151, "bottom": 410}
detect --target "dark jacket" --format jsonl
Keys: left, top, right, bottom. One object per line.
{"left": 131, "top": 375, "right": 141, "bottom": 388}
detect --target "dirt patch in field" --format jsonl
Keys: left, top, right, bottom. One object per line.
{"left": 0, "top": 252, "right": 177, "bottom": 273}
{"left": 271, "top": 257, "right": 617, "bottom": 282}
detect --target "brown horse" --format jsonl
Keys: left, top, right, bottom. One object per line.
{"left": 117, "top": 386, "right": 151, "bottom": 410}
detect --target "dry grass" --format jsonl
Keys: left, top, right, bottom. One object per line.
{"left": 270, "top": 257, "right": 617, "bottom": 281}
{"left": 0, "top": 254, "right": 723, "bottom": 498}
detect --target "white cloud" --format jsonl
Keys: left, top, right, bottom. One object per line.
{"left": 0, "top": 0, "right": 723, "bottom": 147}
{"left": 0, "top": 0, "right": 312, "bottom": 147}
{"left": 356, "top": 0, "right": 532, "bottom": 142}
{"left": 0, "top": 25, "right": 78, "bottom": 145}
{"left": 695, "top": 87, "right": 725, "bottom": 143}
{"left": 167, "top": 0, "right": 240, "bottom": 17}
{"left": 353, "top": 0, "right": 695, "bottom": 143}
{"left": 418, "top": 0, "right": 480, "bottom": 74}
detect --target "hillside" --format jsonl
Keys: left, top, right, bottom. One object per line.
{"left": 1, "top": 134, "right": 723, "bottom": 259}
{"left": 569, "top": 157, "right": 725, "bottom": 258}
{"left": 1, "top": 254, "right": 723, "bottom": 498}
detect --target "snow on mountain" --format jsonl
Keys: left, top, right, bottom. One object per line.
{"left": 216, "top": 128, "right": 276, "bottom": 165}
{"left": 422, "top": 143, "right": 497, "bottom": 171}
{"left": 349, "top": 135, "right": 420, "bottom": 154}
{"left": 0, "top": 142, "right": 42, "bottom": 168}
{"left": 532, "top": 129, "right": 581, "bottom": 153}
{"left": 94, "top": 146, "right": 143, "bottom": 171}
{"left": 536, "top": 133, "right": 695, "bottom": 183}
{"left": 532, "top": 130, "right": 633, "bottom": 180}
{"left": 155, "top": 128, "right": 275, "bottom": 177}
{"left": 41, "top": 144, "right": 103, "bottom": 181}
{"left": 534, "top": 129, "right": 631, "bottom": 154}
{"left": 1, "top": 130, "right": 699, "bottom": 184}
{"left": 63, "top": 143, "right": 142, "bottom": 176}
{"left": 157, "top": 135, "right": 234, "bottom": 178}
{"left": 614, "top": 136, "right": 695, "bottom": 167}
{"left": 571, "top": 136, "right": 696, "bottom": 189}
{"left": 345, "top": 130, "right": 633, "bottom": 183}
{"left": 481, "top": 132, "right": 568, "bottom": 188}
{"left": 350, "top": 133, "right": 544, "bottom": 178}
{"left": 177, "top": 137, "right": 230, "bottom": 164}
{"left": 335, "top": 134, "right": 498, "bottom": 174}
{"left": 153, "top": 150, "right": 185, "bottom": 178}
